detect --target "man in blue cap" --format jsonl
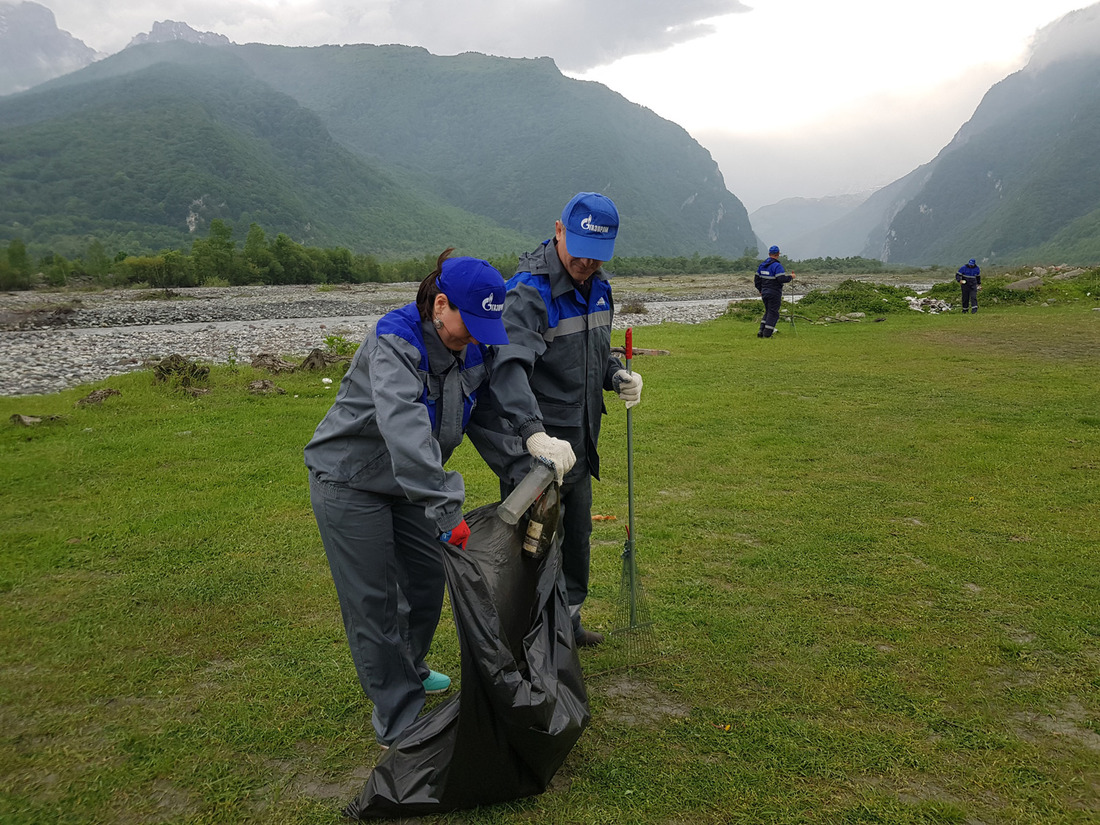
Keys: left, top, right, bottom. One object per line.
{"left": 755, "top": 245, "right": 795, "bottom": 337}
{"left": 956, "top": 258, "right": 981, "bottom": 313}
{"left": 480, "top": 192, "right": 643, "bottom": 647}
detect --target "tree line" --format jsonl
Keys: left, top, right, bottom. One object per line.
{"left": 1, "top": 220, "right": 425, "bottom": 291}
{"left": 0, "top": 221, "right": 916, "bottom": 292}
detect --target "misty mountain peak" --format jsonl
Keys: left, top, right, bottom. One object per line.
{"left": 0, "top": 1, "right": 100, "bottom": 95}
{"left": 128, "top": 20, "right": 233, "bottom": 49}
{"left": 1027, "top": 2, "right": 1100, "bottom": 72}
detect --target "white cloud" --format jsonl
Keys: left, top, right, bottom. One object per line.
{"left": 571, "top": 1, "right": 1092, "bottom": 206}
{"left": 38, "top": 0, "right": 752, "bottom": 67}
{"left": 698, "top": 60, "right": 1015, "bottom": 210}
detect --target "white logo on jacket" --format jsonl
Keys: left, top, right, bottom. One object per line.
{"left": 482, "top": 293, "right": 504, "bottom": 313}
{"left": 580, "top": 215, "right": 610, "bottom": 234}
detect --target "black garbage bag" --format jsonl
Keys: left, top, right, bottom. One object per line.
{"left": 344, "top": 500, "right": 590, "bottom": 818}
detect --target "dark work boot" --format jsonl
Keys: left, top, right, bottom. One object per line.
{"left": 572, "top": 611, "right": 605, "bottom": 647}
{"left": 575, "top": 627, "right": 605, "bottom": 647}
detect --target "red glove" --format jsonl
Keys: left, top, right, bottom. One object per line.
{"left": 440, "top": 519, "right": 470, "bottom": 550}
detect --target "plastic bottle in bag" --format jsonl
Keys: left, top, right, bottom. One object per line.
{"left": 497, "top": 460, "right": 555, "bottom": 525}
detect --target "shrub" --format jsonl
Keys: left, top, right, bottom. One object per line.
{"left": 324, "top": 334, "right": 358, "bottom": 356}
{"left": 797, "top": 279, "right": 916, "bottom": 317}
{"left": 925, "top": 281, "right": 959, "bottom": 300}
{"left": 979, "top": 281, "right": 1033, "bottom": 305}
{"left": 927, "top": 270, "right": 1100, "bottom": 307}
{"left": 724, "top": 300, "right": 761, "bottom": 322}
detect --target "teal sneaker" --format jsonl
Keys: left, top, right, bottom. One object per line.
{"left": 422, "top": 670, "right": 451, "bottom": 695}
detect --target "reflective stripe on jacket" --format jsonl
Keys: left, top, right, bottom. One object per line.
{"left": 956, "top": 264, "right": 981, "bottom": 284}
{"left": 487, "top": 239, "right": 621, "bottom": 479}
{"left": 755, "top": 258, "right": 791, "bottom": 294}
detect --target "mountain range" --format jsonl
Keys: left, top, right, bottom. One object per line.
{"left": 753, "top": 3, "right": 1100, "bottom": 266}
{"left": 0, "top": 5, "right": 755, "bottom": 261}
{"left": 3, "top": 2, "right": 1100, "bottom": 265}
{"left": 748, "top": 193, "right": 872, "bottom": 260}
{"left": 881, "top": 33, "right": 1100, "bottom": 266}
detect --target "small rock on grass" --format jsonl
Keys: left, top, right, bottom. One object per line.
{"left": 76, "top": 388, "right": 121, "bottom": 406}
{"left": 249, "top": 379, "right": 285, "bottom": 395}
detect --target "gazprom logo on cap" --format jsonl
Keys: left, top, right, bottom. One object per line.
{"left": 482, "top": 293, "right": 504, "bottom": 313}
{"left": 580, "top": 214, "right": 611, "bottom": 234}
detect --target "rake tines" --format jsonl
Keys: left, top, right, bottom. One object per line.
{"left": 612, "top": 527, "right": 657, "bottom": 661}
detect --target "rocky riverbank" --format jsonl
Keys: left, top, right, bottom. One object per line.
{"left": 0, "top": 281, "right": 748, "bottom": 397}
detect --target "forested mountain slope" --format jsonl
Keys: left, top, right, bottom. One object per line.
{"left": 2, "top": 40, "right": 756, "bottom": 258}
{"left": 883, "top": 5, "right": 1100, "bottom": 265}
{"left": 0, "top": 56, "right": 527, "bottom": 257}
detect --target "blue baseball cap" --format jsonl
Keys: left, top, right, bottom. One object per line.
{"left": 436, "top": 257, "right": 509, "bottom": 346}
{"left": 968, "top": 259, "right": 976, "bottom": 266}
{"left": 561, "top": 192, "right": 619, "bottom": 261}
{"left": 769, "top": 245, "right": 780, "bottom": 255}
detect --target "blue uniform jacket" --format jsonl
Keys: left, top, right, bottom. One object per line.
{"left": 956, "top": 264, "right": 981, "bottom": 284}
{"left": 755, "top": 258, "right": 792, "bottom": 294}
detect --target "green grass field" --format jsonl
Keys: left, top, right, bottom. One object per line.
{"left": 2, "top": 302, "right": 1098, "bottom": 824}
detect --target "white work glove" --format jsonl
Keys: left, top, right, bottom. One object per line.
{"left": 613, "top": 369, "right": 643, "bottom": 409}
{"left": 525, "top": 432, "right": 576, "bottom": 484}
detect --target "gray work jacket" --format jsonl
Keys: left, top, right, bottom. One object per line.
{"left": 486, "top": 239, "right": 621, "bottom": 481}
{"left": 304, "top": 305, "right": 487, "bottom": 532}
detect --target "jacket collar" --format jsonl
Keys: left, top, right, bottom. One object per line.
{"left": 421, "top": 316, "right": 465, "bottom": 369}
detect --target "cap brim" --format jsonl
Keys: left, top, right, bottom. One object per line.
{"left": 565, "top": 229, "right": 615, "bottom": 262}
{"left": 460, "top": 312, "right": 509, "bottom": 346}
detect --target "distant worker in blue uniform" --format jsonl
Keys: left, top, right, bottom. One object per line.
{"left": 956, "top": 258, "right": 981, "bottom": 314}
{"left": 755, "top": 245, "right": 795, "bottom": 338}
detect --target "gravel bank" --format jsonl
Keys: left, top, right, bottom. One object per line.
{"left": 1, "top": 282, "right": 745, "bottom": 397}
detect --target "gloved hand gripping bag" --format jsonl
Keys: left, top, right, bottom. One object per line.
{"left": 344, "top": 500, "right": 590, "bottom": 818}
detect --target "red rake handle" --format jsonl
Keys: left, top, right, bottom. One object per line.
{"left": 624, "top": 327, "right": 635, "bottom": 574}
{"left": 623, "top": 326, "right": 638, "bottom": 625}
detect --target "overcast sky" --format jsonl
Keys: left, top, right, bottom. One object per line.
{"left": 35, "top": 0, "right": 1094, "bottom": 211}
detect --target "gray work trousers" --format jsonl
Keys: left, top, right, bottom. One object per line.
{"left": 560, "top": 472, "right": 595, "bottom": 634}
{"left": 309, "top": 473, "right": 444, "bottom": 746}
